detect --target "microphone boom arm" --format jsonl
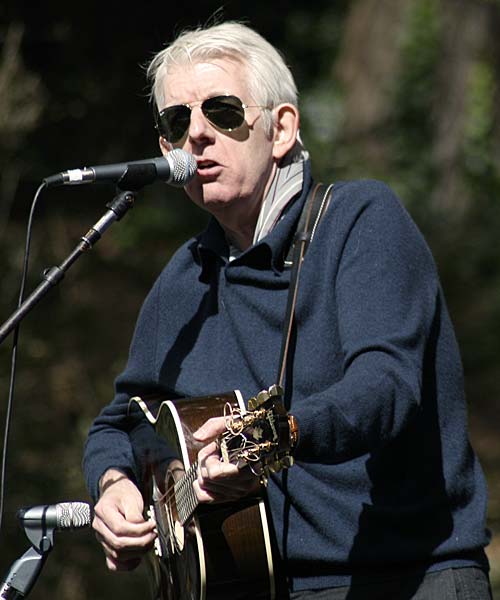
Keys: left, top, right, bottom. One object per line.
{"left": 0, "top": 189, "right": 136, "bottom": 345}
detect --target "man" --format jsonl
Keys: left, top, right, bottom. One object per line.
{"left": 83, "top": 21, "right": 492, "bottom": 599}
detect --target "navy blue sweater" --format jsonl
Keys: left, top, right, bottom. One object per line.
{"left": 83, "top": 166, "right": 490, "bottom": 590}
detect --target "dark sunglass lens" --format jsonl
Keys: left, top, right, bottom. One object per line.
{"left": 159, "top": 105, "right": 191, "bottom": 142}
{"left": 203, "top": 96, "right": 245, "bottom": 130}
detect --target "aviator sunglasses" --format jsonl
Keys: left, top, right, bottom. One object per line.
{"left": 155, "top": 95, "right": 270, "bottom": 143}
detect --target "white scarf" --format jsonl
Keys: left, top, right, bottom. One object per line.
{"left": 253, "top": 146, "right": 308, "bottom": 244}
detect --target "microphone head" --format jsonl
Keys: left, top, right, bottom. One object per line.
{"left": 164, "top": 149, "right": 197, "bottom": 187}
{"left": 56, "top": 502, "right": 92, "bottom": 529}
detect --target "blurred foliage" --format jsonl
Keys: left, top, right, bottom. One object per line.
{"left": 0, "top": 0, "right": 499, "bottom": 597}
{"left": 387, "top": 0, "right": 442, "bottom": 215}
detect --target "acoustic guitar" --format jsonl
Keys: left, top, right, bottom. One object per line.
{"left": 130, "top": 384, "right": 297, "bottom": 600}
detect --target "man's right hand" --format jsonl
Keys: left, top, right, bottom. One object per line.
{"left": 92, "top": 469, "right": 156, "bottom": 571}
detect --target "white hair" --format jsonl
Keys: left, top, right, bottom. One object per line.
{"left": 146, "top": 22, "right": 299, "bottom": 135}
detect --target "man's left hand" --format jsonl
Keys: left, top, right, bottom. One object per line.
{"left": 192, "top": 416, "right": 260, "bottom": 503}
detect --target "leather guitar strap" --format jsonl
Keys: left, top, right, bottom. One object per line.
{"left": 277, "top": 182, "right": 334, "bottom": 388}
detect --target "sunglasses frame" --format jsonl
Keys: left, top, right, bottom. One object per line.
{"left": 155, "top": 94, "right": 270, "bottom": 143}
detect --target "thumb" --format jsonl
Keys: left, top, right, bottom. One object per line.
{"left": 117, "top": 483, "right": 145, "bottom": 523}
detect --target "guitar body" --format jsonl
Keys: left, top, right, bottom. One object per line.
{"left": 132, "top": 392, "right": 277, "bottom": 600}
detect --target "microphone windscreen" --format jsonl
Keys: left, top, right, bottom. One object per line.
{"left": 56, "top": 502, "right": 92, "bottom": 529}
{"left": 166, "top": 149, "right": 197, "bottom": 187}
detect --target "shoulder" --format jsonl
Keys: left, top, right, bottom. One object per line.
{"left": 330, "top": 179, "right": 405, "bottom": 213}
{"left": 154, "top": 233, "right": 204, "bottom": 282}
{"left": 314, "top": 179, "right": 436, "bottom": 267}
{"left": 135, "top": 233, "right": 204, "bottom": 312}
{"left": 323, "top": 179, "right": 420, "bottom": 234}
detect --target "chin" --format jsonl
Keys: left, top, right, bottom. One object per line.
{"left": 195, "top": 186, "right": 240, "bottom": 210}
{"left": 200, "top": 197, "right": 236, "bottom": 216}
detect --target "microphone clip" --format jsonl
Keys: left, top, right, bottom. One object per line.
{"left": 0, "top": 520, "right": 54, "bottom": 599}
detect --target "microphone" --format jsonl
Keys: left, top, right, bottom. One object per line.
{"left": 43, "top": 148, "right": 197, "bottom": 190}
{"left": 17, "top": 501, "right": 92, "bottom": 532}
{"left": 0, "top": 503, "right": 92, "bottom": 598}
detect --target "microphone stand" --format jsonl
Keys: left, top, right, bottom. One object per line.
{"left": 0, "top": 543, "right": 51, "bottom": 599}
{"left": 0, "top": 189, "right": 135, "bottom": 596}
{"left": 0, "top": 189, "right": 136, "bottom": 345}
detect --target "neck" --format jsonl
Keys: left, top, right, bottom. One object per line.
{"left": 223, "top": 222, "right": 257, "bottom": 251}
{"left": 211, "top": 198, "right": 261, "bottom": 251}
{"left": 218, "top": 163, "right": 280, "bottom": 251}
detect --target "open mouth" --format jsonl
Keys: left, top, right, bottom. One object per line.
{"left": 197, "top": 160, "right": 219, "bottom": 171}
{"left": 196, "top": 160, "right": 222, "bottom": 179}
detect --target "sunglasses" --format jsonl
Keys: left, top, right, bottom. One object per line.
{"left": 155, "top": 95, "right": 270, "bottom": 143}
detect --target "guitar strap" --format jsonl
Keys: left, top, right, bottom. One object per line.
{"left": 277, "top": 182, "right": 334, "bottom": 388}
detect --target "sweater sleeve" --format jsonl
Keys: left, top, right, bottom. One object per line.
{"left": 82, "top": 279, "right": 162, "bottom": 502}
{"left": 292, "top": 181, "right": 445, "bottom": 463}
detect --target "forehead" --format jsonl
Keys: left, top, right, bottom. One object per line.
{"left": 162, "top": 58, "right": 251, "bottom": 106}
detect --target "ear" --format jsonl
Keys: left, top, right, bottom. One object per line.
{"left": 159, "top": 136, "right": 173, "bottom": 156}
{"left": 272, "top": 103, "right": 300, "bottom": 161}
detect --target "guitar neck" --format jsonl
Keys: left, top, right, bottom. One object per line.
{"left": 174, "top": 461, "right": 200, "bottom": 525}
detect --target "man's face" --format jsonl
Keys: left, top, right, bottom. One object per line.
{"left": 159, "top": 58, "right": 277, "bottom": 232}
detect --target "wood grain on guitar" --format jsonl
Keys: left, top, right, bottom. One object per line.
{"left": 129, "top": 385, "right": 296, "bottom": 600}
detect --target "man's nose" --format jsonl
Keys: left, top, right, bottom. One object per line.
{"left": 188, "top": 106, "right": 214, "bottom": 142}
